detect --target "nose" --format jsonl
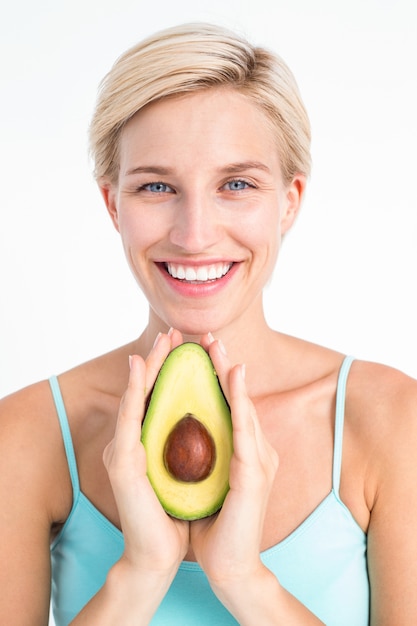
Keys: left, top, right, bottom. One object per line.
{"left": 169, "top": 194, "right": 220, "bottom": 252}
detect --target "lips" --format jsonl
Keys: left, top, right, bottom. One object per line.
{"left": 166, "top": 262, "right": 233, "bottom": 283}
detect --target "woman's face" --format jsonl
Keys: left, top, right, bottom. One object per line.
{"left": 101, "top": 88, "right": 305, "bottom": 336}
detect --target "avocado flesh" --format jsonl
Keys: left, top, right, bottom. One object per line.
{"left": 141, "top": 342, "right": 233, "bottom": 520}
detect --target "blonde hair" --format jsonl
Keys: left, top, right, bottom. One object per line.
{"left": 89, "top": 22, "right": 311, "bottom": 184}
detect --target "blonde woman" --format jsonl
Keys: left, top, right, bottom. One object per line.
{"left": 1, "top": 22, "right": 416, "bottom": 625}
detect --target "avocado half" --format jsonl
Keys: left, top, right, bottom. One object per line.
{"left": 141, "top": 342, "right": 233, "bottom": 520}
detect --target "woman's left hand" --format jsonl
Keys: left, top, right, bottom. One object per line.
{"left": 190, "top": 335, "right": 279, "bottom": 595}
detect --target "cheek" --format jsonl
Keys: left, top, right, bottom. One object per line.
{"left": 241, "top": 207, "right": 281, "bottom": 247}
{"left": 250, "top": 212, "right": 282, "bottom": 267}
{"left": 117, "top": 211, "right": 159, "bottom": 249}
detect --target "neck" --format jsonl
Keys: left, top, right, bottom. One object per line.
{"left": 134, "top": 302, "right": 281, "bottom": 395}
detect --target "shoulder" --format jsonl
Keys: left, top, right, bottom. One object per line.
{"left": 0, "top": 379, "right": 72, "bottom": 523}
{"left": 346, "top": 359, "right": 417, "bottom": 435}
{"left": 344, "top": 359, "right": 417, "bottom": 507}
{"left": 0, "top": 382, "right": 62, "bottom": 626}
{"left": 0, "top": 379, "right": 59, "bottom": 456}
{"left": 344, "top": 361, "right": 417, "bottom": 619}
{"left": 0, "top": 341, "right": 131, "bottom": 522}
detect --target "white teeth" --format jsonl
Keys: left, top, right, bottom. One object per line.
{"left": 185, "top": 267, "right": 197, "bottom": 281}
{"left": 167, "top": 262, "right": 232, "bottom": 282}
{"left": 196, "top": 267, "right": 208, "bottom": 281}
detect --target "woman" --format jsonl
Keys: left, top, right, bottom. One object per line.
{"left": 1, "top": 22, "right": 416, "bottom": 625}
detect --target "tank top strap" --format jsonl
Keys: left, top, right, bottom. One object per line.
{"left": 49, "top": 375, "right": 80, "bottom": 497}
{"left": 332, "top": 355, "right": 355, "bottom": 497}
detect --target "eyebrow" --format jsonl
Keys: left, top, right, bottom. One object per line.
{"left": 220, "top": 161, "right": 271, "bottom": 174}
{"left": 125, "top": 161, "right": 271, "bottom": 177}
{"left": 125, "top": 166, "right": 172, "bottom": 176}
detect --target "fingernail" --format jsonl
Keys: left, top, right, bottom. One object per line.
{"left": 218, "top": 339, "right": 227, "bottom": 355}
{"left": 153, "top": 332, "right": 162, "bottom": 348}
{"left": 129, "top": 355, "right": 133, "bottom": 369}
{"left": 207, "top": 331, "right": 214, "bottom": 344}
{"left": 240, "top": 363, "right": 246, "bottom": 380}
{"left": 168, "top": 327, "right": 174, "bottom": 337}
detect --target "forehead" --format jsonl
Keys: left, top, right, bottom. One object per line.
{"left": 119, "top": 88, "right": 280, "bottom": 170}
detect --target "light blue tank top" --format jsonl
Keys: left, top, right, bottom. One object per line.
{"left": 49, "top": 356, "right": 369, "bottom": 625}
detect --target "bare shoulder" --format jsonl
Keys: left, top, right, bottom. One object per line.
{"left": 0, "top": 379, "right": 60, "bottom": 478}
{"left": 346, "top": 359, "right": 417, "bottom": 441}
{"left": 346, "top": 361, "right": 417, "bottom": 620}
{"left": 0, "top": 341, "right": 133, "bottom": 623}
{"left": 0, "top": 380, "right": 72, "bottom": 623}
{"left": 0, "top": 339, "right": 133, "bottom": 519}
{"left": 344, "top": 358, "right": 417, "bottom": 514}
{"left": 0, "top": 340, "right": 132, "bottom": 527}
{"left": 0, "top": 379, "right": 72, "bottom": 523}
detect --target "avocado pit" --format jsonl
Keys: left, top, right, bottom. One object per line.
{"left": 163, "top": 413, "right": 216, "bottom": 482}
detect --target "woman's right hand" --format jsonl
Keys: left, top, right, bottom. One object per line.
{"left": 103, "top": 329, "right": 189, "bottom": 579}
{"left": 71, "top": 330, "right": 190, "bottom": 624}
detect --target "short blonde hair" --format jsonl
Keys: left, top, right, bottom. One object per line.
{"left": 89, "top": 22, "right": 311, "bottom": 184}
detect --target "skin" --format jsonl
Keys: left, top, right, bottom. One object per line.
{"left": 1, "top": 87, "right": 417, "bottom": 625}
{"left": 102, "top": 89, "right": 302, "bottom": 345}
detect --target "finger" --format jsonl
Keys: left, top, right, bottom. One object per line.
{"left": 167, "top": 327, "right": 184, "bottom": 349}
{"left": 104, "top": 354, "right": 146, "bottom": 474}
{"left": 144, "top": 328, "right": 185, "bottom": 395}
{"left": 144, "top": 333, "right": 173, "bottom": 395}
{"left": 203, "top": 337, "right": 260, "bottom": 458}
{"left": 203, "top": 335, "right": 232, "bottom": 399}
{"left": 227, "top": 364, "right": 258, "bottom": 461}
{"left": 231, "top": 364, "right": 278, "bottom": 465}
{"left": 199, "top": 332, "right": 214, "bottom": 352}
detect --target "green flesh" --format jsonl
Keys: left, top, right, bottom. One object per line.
{"left": 141, "top": 343, "right": 233, "bottom": 520}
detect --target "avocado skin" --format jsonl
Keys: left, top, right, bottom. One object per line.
{"left": 141, "top": 342, "right": 233, "bottom": 520}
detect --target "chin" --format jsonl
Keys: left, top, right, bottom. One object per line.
{"left": 163, "top": 311, "right": 226, "bottom": 339}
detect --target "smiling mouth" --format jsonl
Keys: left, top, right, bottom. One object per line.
{"left": 165, "top": 262, "right": 233, "bottom": 283}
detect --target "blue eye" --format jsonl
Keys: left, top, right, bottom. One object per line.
{"left": 225, "top": 180, "right": 251, "bottom": 191}
{"left": 142, "top": 182, "right": 173, "bottom": 193}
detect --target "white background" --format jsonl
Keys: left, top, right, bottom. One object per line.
{"left": 1, "top": 1, "right": 416, "bottom": 401}
{"left": 0, "top": 1, "right": 416, "bottom": 623}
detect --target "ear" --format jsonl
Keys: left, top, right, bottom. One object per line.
{"left": 280, "top": 174, "right": 307, "bottom": 235}
{"left": 98, "top": 178, "right": 120, "bottom": 233}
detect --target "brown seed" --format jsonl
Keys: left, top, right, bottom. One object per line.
{"left": 164, "top": 414, "right": 216, "bottom": 482}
